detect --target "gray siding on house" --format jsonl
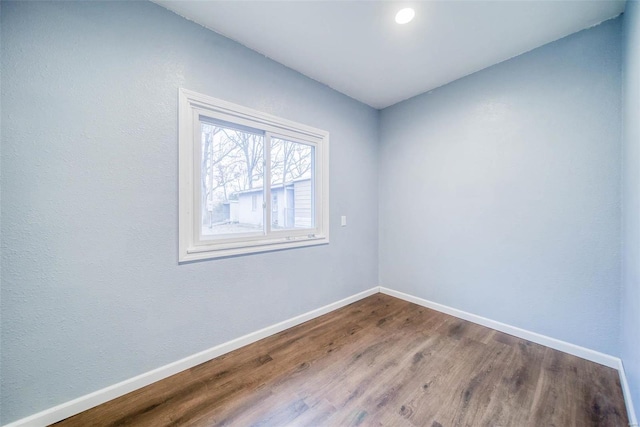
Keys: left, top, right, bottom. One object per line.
{"left": 236, "top": 180, "right": 311, "bottom": 229}
{"left": 294, "top": 180, "right": 312, "bottom": 228}
{"left": 238, "top": 190, "right": 264, "bottom": 227}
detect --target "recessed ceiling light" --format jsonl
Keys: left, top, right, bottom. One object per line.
{"left": 395, "top": 8, "right": 415, "bottom": 25}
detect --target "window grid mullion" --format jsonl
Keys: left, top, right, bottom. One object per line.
{"left": 264, "top": 133, "right": 272, "bottom": 236}
{"left": 193, "top": 113, "right": 203, "bottom": 246}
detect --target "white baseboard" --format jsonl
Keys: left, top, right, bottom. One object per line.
{"left": 379, "top": 287, "right": 619, "bottom": 368}
{"left": 618, "top": 359, "right": 639, "bottom": 426}
{"left": 3, "top": 287, "right": 380, "bottom": 427}
{"left": 379, "top": 286, "right": 638, "bottom": 425}
{"left": 6, "top": 285, "right": 637, "bottom": 427}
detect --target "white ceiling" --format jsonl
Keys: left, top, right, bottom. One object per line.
{"left": 153, "top": 0, "right": 626, "bottom": 109}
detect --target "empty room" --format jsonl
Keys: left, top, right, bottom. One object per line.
{"left": 1, "top": 0, "right": 639, "bottom": 426}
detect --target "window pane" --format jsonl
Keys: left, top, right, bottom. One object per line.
{"left": 200, "top": 121, "right": 264, "bottom": 237}
{"left": 270, "top": 138, "right": 314, "bottom": 230}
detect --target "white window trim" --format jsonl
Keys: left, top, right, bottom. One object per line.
{"left": 178, "top": 88, "right": 330, "bottom": 262}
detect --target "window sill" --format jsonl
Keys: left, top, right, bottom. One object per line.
{"left": 179, "top": 235, "right": 329, "bottom": 262}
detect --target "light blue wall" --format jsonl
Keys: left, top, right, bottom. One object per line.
{"left": 0, "top": 1, "right": 378, "bottom": 423}
{"left": 379, "top": 18, "right": 622, "bottom": 355}
{"left": 622, "top": 0, "right": 640, "bottom": 417}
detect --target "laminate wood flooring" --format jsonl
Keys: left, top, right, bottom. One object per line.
{"left": 54, "top": 294, "right": 629, "bottom": 426}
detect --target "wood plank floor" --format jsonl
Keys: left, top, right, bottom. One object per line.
{"left": 54, "top": 294, "right": 629, "bottom": 426}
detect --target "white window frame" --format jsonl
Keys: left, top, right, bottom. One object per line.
{"left": 178, "top": 88, "right": 330, "bottom": 262}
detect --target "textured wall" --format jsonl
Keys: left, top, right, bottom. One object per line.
{"left": 622, "top": 0, "right": 640, "bottom": 417}
{"left": 0, "top": 1, "right": 378, "bottom": 423}
{"left": 379, "top": 18, "right": 622, "bottom": 355}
